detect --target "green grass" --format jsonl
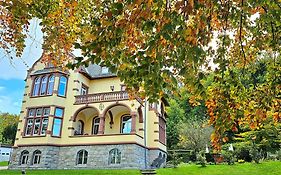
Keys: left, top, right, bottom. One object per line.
{"left": 0, "top": 162, "right": 8, "bottom": 166}
{"left": 0, "top": 161, "right": 280, "bottom": 175}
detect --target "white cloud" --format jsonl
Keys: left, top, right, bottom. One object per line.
{"left": 0, "top": 86, "right": 5, "bottom": 91}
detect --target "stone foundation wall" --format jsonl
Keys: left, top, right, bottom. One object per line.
{"left": 9, "top": 146, "right": 60, "bottom": 169}
{"left": 9, "top": 144, "right": 166, "bottom": 170}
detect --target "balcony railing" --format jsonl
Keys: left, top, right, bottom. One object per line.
{"left": 75, "top": 91, "right": 129, "bottom": 104}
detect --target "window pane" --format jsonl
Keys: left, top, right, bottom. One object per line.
{"left": 41, "top": 118, "right": 48, "bottom": 135}
{"left": 81, "top": 85, "right": 88, "bottom": 95}
{"left": 28, "top": 109, "right": 35, "bottom": 117}
{"left": 93, "top": 118, "right": 100, "bottom": 135}
{"left": 58, "top": 76, "right": 67, "bottom": 96}
{"left": 122, "top": 116, "right": 132, "bottom": 133}
{"left": 21, "top": 155, "right": 28, "bottom": 164}
{"left": 32, "top": 77, "right": 41, "bottom": 96}
{"left": 40, "top": 76, "right": 48, "bottom": 95}
{"left": 77, "top": 121, "right": 83, "bottom": 135}
{"left": 109, "top": 149, "right": 121, "bottom": 164}
{"left": 94, "top": 118, "right": 100, "bottom": 124}
{"left": 33, "top": 119, "right": 41, "bottom": 135}
{"left": 21, "top": 151, "right": 29, "bottom": 165}
{"left": 55, "top": 108, "right": 63, "bottom": 118}
{"left": 52, "top": 118, "right": 62, "bottom": 136}
{"left": 47, "top": 76, "right": 55, "bottom": 95}
{"left": 93, "top": 125, "right": 99, "bottom": 135}
{"left": 36, "top": 108, "right": 43, "bottom": 117}
{"left": 43, "top": 108, "right": 50, "bottom": 116}
{"left": 84, "top": 152, "right": 88, "bottom": 164}
{"left": 26, "top": 119, "right": 33, "bottom": 135}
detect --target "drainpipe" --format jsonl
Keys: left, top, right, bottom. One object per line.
{"left": 144, "top": 99, "right": 148, "bottom": 169}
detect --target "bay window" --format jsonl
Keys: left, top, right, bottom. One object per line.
{"left": 31, "top": 75, "right": 55, "bottom": 97}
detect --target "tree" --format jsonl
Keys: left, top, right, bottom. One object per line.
{"left": 166, "top": 89, "right": 209, "bottom": 150}
{"left": 166, "top": 98, "right": 184, "bottom": 149}
{"left": 0, "top": 112, "right": 19, "bottom": 144}
{"left": 178, "top": 118, "right": 213, "bottom": 152}
{"left": 2, "top": 124, "right": 18, "bottom": 144}
{"left": 1, "top": 0, "right": 280, "bottom": 149}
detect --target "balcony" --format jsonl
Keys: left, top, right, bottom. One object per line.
{"left": 74, "top": 91, "right": 129, "bottom": 104}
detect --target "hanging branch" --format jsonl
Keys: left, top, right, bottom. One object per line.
{"left": 262, "top": 5, "right": 277, "bottom": 65}
{"left": 239, "top": 0, "right": 246, "bottom": 74}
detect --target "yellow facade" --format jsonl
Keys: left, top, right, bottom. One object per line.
{"left": 14, "top": 58, "right": 167, "bottom": 153}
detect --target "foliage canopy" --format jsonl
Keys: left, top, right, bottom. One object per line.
{"left": 0, "top": 0, "right": 280, "bottom": 149}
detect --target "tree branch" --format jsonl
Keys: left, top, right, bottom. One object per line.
{"left": 239, "top": 0, "right": 246, "bottom": 73}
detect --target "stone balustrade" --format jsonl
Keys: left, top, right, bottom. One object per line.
{"left": 75, "top": 91, "right": 129, "bottom": 104}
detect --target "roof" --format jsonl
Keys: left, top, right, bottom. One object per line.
{"left": 0, "top": 144, "right": 12, "bottom": 148}
{"left": 79, "top": 64, "right": 116, "bottom": 79}
{"left": 31, "top": 68, "right": 69, "bottom": 76}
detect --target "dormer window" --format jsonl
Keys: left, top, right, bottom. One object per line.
{"left": 101, "top": 67, "right": 109, "bottom": 74}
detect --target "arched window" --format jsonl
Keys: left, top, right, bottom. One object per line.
{"left": 32, "top": 150, "right": 41, "bottom": 165}
{"left": 109, "top": 148, "right": 121, "bottom": 164}
{"left": 77, "top": 120, "right": 84, "bottom": 135}
{"left": 47, "top": 75, "right": 55, "bottom": 95}
{"left": 40, "top": 76, "right": 48, "bottom": 95}
{"left": 121, "top": 115, "right": 132, "bottom": 134}
{"left": 32, "top": 77, "right": 41, "bottom": 96}
{"left": 58, "top": 76, "right": 67, "bottom": 96}
{"left": 20, "top": 150, "right": 29, "bottom": 165}
{"left": 92, "top": 117, "right": 100, "bottom": 135}
{"left": 76, "top": 150, "right": 88, "bottom": 165}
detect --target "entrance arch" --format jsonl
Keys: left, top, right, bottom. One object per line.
{"left": 73, "top": 106, "right": 99, "bottom": 135}
{"left": 99, "top": 103, "right": 137, "bottom": 134}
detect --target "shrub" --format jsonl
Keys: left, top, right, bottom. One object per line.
{"left": 222, "top": 151, "right": 235, "bottom": 165}
{"left": 250, "top": 147, "right": 262, "bottom": 164}
{"left": 233, "top": 143, "right": 252, "bottom": 162}
{"left": 277, "top": 150, "right": 281, "bottom": 161}
{"left": 197, "top": 151, "right": 207, "bottom": 167}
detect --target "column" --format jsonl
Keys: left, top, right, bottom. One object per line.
{"left": 131, "top": 111, "right": 137, "bottom": 133}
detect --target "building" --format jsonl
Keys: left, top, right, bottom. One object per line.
{"left": 9, "top": 56, "right": 167, "bottom": 169}
{"left": 0, "top": 144, "right": 12, "bottom": 162}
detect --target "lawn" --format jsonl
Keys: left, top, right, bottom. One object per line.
{"left": 0, "top": 161, "right": 280, "bottom": 175}
{"left": 0, "top": 162, "right": 8, "bottom": 167}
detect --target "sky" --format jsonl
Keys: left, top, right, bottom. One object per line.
{"left": 0, "top": 19, "right": 43, "bottom": 114}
